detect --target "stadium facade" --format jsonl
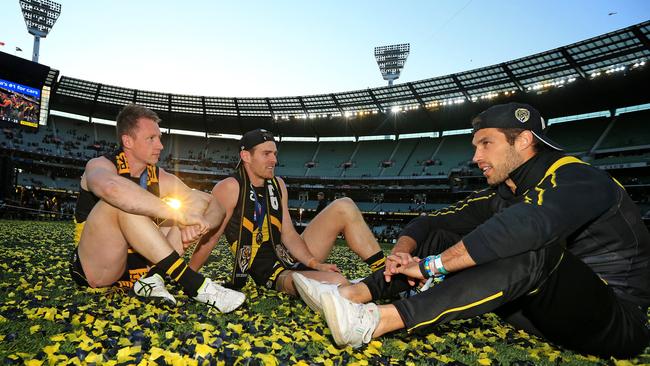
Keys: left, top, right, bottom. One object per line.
{"left": 1, "top": 21, "right": 649, "bottom": 239}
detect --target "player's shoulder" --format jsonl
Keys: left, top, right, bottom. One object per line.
{"left": 213, "top": 177, "right": 240, "bottom": 194}
{"left": 211, "top": 177, "right": 240, "bottom": 207}
{"left": 85, "top": 155, "right": 114, "bottom": 171}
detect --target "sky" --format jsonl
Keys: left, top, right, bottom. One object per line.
{"left": 1, "top": 0, "right": 649, "bottom": 98}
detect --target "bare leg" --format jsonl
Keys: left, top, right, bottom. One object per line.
{"left": 373, "top": 305, "right": 405, "bottom": 338}
{"left": 301, "top": 197, "right": 381, "bottom": 261}
{"left": 78, "top": 200, "right": 176, "bottom": 288}
{"left": 339, "top": 281, "right": 373, "bottom": 304}
{"left": 161, "top": 226, "right": 183, "bottom": 255}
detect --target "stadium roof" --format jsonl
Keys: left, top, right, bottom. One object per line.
{"left": 50, "top": 21, "right": 650, "bottom": 137}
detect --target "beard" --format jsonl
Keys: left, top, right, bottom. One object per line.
{"left": 486, "top": 146, "right": 523, "bottom": 186}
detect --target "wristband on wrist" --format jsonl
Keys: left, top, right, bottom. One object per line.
{"left": 433, "top": 254, "right": 449, "bottom": 275}
{"left": 419, "top": 256, "right": 435, "bottom": 278}
{"left": 426, "top": 256, "right": 435, "bottom": 277}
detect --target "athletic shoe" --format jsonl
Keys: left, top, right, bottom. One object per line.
{"left": 133, "top": 273, "right": 177, "bottom": 306}
{"left": 292, "top": 272, "right": 338, "bottom": 315}
{"left": 320, "top": 290, "right": 379, "bottom": 348}
{"left": 193, "top": 278, "right": 245, "bottom": 313}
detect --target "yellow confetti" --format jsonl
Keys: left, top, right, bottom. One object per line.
{"left": 195, "top": 343, "right": 216, "bottom": 357}
{"left": 43, "top": 343, "right": 60, "bottom": 356}
{"left": 50, "top": 334, "right": 66, "bottom": 342}
{"left": 614, "top": 361, "right": 635, "bottom": 366}
{"left": 326, "top": 344, "right": 342, "bottom": 355}
{"left": 253, "top": 354, "right": 277, "bottom": 366}
{"left": 226, "top": 322, "right": 243, "bottom": 334}
{"left": 117, "top": 346, "right": 139, "bottom": 363}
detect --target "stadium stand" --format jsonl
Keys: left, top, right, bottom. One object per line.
{"left": 2, "top": 21, "right": 650, "bottom": 236}
{"left": 398, "top": 137, "right": 442, "bottom": 176}
{"left": 545, "top": 116, "right": 610, "bottom": 154}
{"left": 432, "top": 134, "right": 474, "bottom": 176}
{"left": 598, "top": 109, "right": 650, "bottom": 150}
{"left": 307, "top": 141, "right": 357, "bottom": 177}
{"left": 343, "top": 139, "right": 396, "bottom": 177}
{"left": 379, "top": 138, "right": 419, "bottom": 177}
{"left": 276, "top": 140, "right": 316, "bottom": 177}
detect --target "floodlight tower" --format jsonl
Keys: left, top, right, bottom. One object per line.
{"left": 19, "top": 0, "right": 62, "bottom": 63}
{"left": 374, "top": 43, "right": 410, "bottom": 86}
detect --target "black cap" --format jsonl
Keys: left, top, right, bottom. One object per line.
{"left": 239, "top": 128, "right": 275, "bottom": 151}
{"left": 236, "top": 129, "right": 276, "bottom": 170}
{"left": 472, "top": 103, "right": 563, "bottom": 151}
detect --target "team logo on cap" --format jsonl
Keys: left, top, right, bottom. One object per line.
{"left": 514, "top": 108, "right": 530, "bottom": 123}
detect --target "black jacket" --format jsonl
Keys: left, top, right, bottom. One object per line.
{"left": 400, "top": 150, "right": 650, "bottom": 308}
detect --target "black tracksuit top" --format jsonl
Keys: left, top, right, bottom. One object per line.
{"left": 400, "top": 150, "right": 650, "bottom": 309}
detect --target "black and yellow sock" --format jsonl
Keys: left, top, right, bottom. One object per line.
{"left": 147, "top": 251, "right": 204, "bottom": 297}
{"left": 365, "top": 251, "right": 386, "bottom": 272}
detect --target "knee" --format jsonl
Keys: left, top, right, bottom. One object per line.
{"left": 85, "top": 275, "right": 108, "bottom": 289}
{"left": 331, "top": 272, "right": 349, "bottom": 286}
{"left": 330, "top": 197, "right": 360, "bottom": 218}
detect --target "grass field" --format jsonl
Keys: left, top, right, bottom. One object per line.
{"left": 0, "top": 220, "right": 648, "bottom": 365}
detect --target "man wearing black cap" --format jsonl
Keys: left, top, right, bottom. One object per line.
{"left": 190, "top": 128, "right": 386, "bottom": 295}
{"left": 293, "top": 103, "right": 650, "bottom": 357}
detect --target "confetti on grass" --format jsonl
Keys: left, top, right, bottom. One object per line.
{"left": 0, "top": 220, "right": 648, "bottom": 365}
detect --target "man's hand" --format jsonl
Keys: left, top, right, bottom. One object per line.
{"left": 176, "top": 211, "right": 209, "bottom": 234}
{"left": 384, "top": 252, "right": 419, "bottom": 282}
{"left": 312, "top": 262, "right": 341, "bottom": 273}
{"left": 180, "top": 224, "right": 204, "bottom": 246}
{"left": 395, "top": 259, "right": 426, "bottom": 285}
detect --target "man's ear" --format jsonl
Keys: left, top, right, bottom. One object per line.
{"left": 517, "top": 130, "right": 534, "bottom": 151}
{"left": 240, "top": 150, "right": 251, "bottom": 164}
{"left": 121, "top": 134, "right": 133, "bottom": 149}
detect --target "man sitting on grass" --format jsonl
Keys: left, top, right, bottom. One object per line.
{"left": 293, "top": 103, "right": 650, "bottom": 358}
{"left": 71, "top": 104, "right": 245, "bottom": 313}
{"left": 190, "top": 129, "right": 386, "bottom": 295}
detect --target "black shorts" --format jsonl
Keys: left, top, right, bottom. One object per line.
{"left": 69, "top": 247, "right": 150, "bottom": 289}
{"left": 248, "top": 244, "right": 307, "bottom": 289}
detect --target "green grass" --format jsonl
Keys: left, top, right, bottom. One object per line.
{"left": 0, "top": 220, "right": 648, "bottom": 365}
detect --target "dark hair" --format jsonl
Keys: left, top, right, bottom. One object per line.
{"left": 499, "top": 128, "right": 542, "bottom": 153}
{"left": 470, "top": 118, "right": 543, "bottom": 154}
{"left": 116, "top": 104, "right": 161, "bottom": 146}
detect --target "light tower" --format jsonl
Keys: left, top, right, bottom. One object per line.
{"left": 374, "top": 43, "right": 410, "bottom": 86}
{"left": 19, "top": 0, "right": 62, "bottom": 63}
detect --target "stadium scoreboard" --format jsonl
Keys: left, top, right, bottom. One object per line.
{"left": 0, "top": 51, "right": 50, "bottom": 129}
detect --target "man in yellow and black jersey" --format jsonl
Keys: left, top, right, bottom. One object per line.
{"left": 190, "top": 129, "right": 386, "bottom": 295}
{"left": 297, "top": 103, "right": 650, "bottom": 358}
{"left": 70, "top": 104, "right": 245, "bottom": 313}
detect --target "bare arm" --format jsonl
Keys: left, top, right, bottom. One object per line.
{"left": 440, "top": 240, "right": 476, "bottom": 272}
{"left": 159, "top": 169, "right": 226, "bottom": 228}
{"left": 189, "top": 178, "right": 238, "bottom": 271}
{"left": 391, "top": 235, "right": 417, "bottom": 255}
{"left": 84, "top": 157, "right": 181, "bottom": 221}
{"left": 277, "top": 178, "right": 339, "bottom": 272}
